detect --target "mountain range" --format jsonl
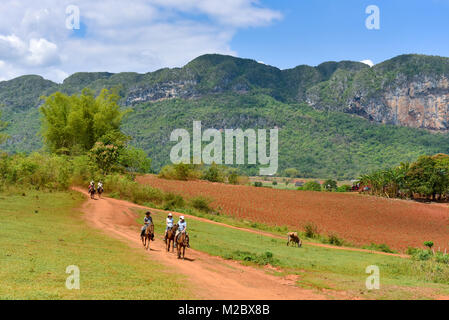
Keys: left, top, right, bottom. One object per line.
{"left": 2, "top": 53, "right": 449, "bottom": 179}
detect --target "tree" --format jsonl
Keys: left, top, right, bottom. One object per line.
{"left": 406, "top": 155, "right": 448, "bottom": 200}
{"left": 227, "top": 168, "right": 239, "bottom": 185}
{"left": 302, "top": 181, "right": 322, "bottom": 191}
{"left": 202, "top": 163, "right": 224, "bottom": 182}
{"left": 0, "top": 110, "right": 9, "bottom": 146}
{"left": 284, "top": 168, "right": 299, "bottom": 178}
{"left": 424, "top": 241, "right": 434, "bottom": 250}
{"left": 40, "top": 89, "right": 129, "bottom": 155}
{"left": 89, "top": 142, "right": 120, "bottom": 174}
{"left": 323, "top": 179, "right": 337, "bottom": 191}
{"left": 118, "top": 146, "right": 152, "bottom": 174}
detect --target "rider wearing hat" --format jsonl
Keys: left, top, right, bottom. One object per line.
{"left": 140, "top": 211, "right": 153, "bottom": 238}
{"left": 174, "top": 216, "right": 189, "bottom": 248}
{"left": 164, "top": 213, "right": 174, "bottom": 241}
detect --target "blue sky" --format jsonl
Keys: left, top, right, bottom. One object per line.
{"left": 232, "top": 0, "right": 449, "bottom": 69}
{"left": 0, "top": 0, "right": 448, "bottom": 82}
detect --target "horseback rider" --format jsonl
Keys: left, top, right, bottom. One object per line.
{"left": 174, "top": 216, "right": 189, "bottom": 248}
{"left": 97, "top": 181, "right": 103, "bottom": 193}
{"left": 89, "top": 180, "right": 95, "bottom": 192}
{"left": 140, "top": 211, "right": 153, "bottom": 239}
{"left": 164, "top": 213, "right": 174, "bottom": 241}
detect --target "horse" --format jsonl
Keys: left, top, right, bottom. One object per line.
{"left": 176, "top": 231, "right": 189, "bottom": 260}
{"left": 287, "top": 232, "right": 302, "bottom": 247}
{"left": 88, "top": 185, "right": 96, "bottom": 199}
{"left": 97, "top": 186, "right": 104, "bottom": 198}
{"left": 141, "top": 223, "right": 154, "bottom": 251}
{"left": 166, "top": 224, "right": 178, "bottom": 253}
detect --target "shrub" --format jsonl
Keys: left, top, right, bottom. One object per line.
{"left": 336, "top": 185, "right": 352, "bottom": 192}
{"left": 254, "top": 181, "right": 263, "bottom": 187}
{"left": 363, "top": 243, "right": 396, "bottom": 253}
{"left": 224, "top": 251, "right": 278, "bottom": 266}
{"left": 302, "top": 181, "right": 322, "bottom": 191}
{"left": 227, "top": 171, "right": 239, "bottom": 185}
{"left": 163, "top": 193, "right": 185, "bottom": 210}
{"left": 202, "top": 164, "right": 224, "bottom": 182}
{"left": 190, "top": 196, "right": 212, "bottom": 213}
{"left": 412, "top": 249, "right": 433, "bottom": 261}
{"left": 323, "top": 179, "right": 337, "bottom": 191}
{"left": 327, "top": 233, "right": 343, "bottom": 246}
{"left": 304, "top": 222, "right": 319, "bottom": 238}
{"left": 424, "top": 241, "right": 434, "bottom": 250}
{"left": 272, "top": 181, "right": 278, "bottom": 186}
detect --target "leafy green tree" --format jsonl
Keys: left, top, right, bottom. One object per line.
{"left": 89, "top": 142, "right": 120, "bottom": 174}
{"left": 406, "top": 155, "right": 448, "bottom": 200}
{"left": 323, "top": 179, "right": 337, "bottom": 191}
{"left": 118, "top": 146, "right": 152, "bottom": 174}
{"left": 40, "top": 89, "right": 129, "bottom": 155}
{"left": 284, "top": 168, "right": 299, "bottom": 178}
{"left": 302, "top": 181, "right": 322, "bottom": 191}
{"left": 227, "top": 168, "right": 239, "bottom": 185}
{"left": 202, "top": 163, "right": 224, "bottom": 182}
{"left": 0, "top": 110, "right": 9, "bottom": 146}
{"left": 424, "top": 241, "right": 434, "bottom": 250}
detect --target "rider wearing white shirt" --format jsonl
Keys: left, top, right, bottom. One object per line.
{"left": 164, "top": 213, "right": 174, "bottom": 241}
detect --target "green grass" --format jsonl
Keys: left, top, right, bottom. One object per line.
{"left": 0, "top": 191, "right": 193, "bottom": 300}
{"left": 140, "top": 209, "right": 449, "bottom": 300}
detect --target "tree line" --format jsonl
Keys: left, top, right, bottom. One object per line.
{"left": 359, "top": 154, "right": 449, "bottom": 201}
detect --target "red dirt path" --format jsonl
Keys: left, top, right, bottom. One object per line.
{"left": 74, "top": 187, "right": 329, "bottom": 300}
{"left": 137, "top": 175, "right": 449, "bottom": 251}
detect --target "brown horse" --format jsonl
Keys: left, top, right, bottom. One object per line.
{"left": 176, "top": 231, "right": 189, "bottom": 259}
{"left": 166, "top": 224, "right": 178, "bottom": 253}
{"left": 97, "top": 186, "right": 103, "bottom": 198}
{"left": 88, "top": 185, "right": 96, "bottom": 199}
{"left": 141, "top": 223, "right": 154, "bottom": 251}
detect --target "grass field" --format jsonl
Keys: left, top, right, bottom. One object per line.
{"left": 138, "top": 175, "right": 449, "bottom": 251}
{"left": 0, "top": 191, "right": 193, "bottom": 300}
{"left": 141, "top": 209, "right": 449, "bottom": 300}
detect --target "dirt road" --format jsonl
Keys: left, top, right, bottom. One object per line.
{"left": 75, "top": 188, "right": 332, "bottom": 300}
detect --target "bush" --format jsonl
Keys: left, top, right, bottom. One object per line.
{"left": 163, "top": 193, "right": 185, "bottom": 210}
{"left": 302, "top": 181, "right": 322, "bottom": 191}
{"left": 202, "top": 164, "right": 224, "bottom": 182}
{"left": 363, "top": 243, "right": 396, "bottom": 253}
{"left": 224, "top": 251, "right": 278, "bottom": 266}
{"left": 323, "top": 179, "right": 337, "bottom": 191}
{"left": 159, "top": 163, "right": 200, "bottom": 181}
{"left": 412, "top": 249, "right": 433, "bottom": 261}
{"left": 227, "top": 170, "right": 239, "bottom": 185}
{"left": 190, "top": 196, "right": 212, "bottom": 213}
{"left": 272, "top": 181, "right": 278, "bottom": 186}
{"left": 424, "top": 241, "right": 434, "bottom": 249}
{"left": 327, "top": 233, "right": 343, "bottom": 246}
{"left": 254, "top": 181, "right": 263, "bottom": 187}
{"left": 336, "top": 185, "right": 352, "bottom": 192}
{"left": 304, "top": 222, "right": 319, "bottom": 238}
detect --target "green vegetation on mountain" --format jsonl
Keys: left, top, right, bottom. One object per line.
{"left": 123, "top": 93, "right": 449, "bottom": 179}
{"left": 2, "top": 53, "right": 449, "bottom": 178}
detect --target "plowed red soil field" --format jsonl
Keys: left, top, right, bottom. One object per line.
{"left": 137, "top": 175, "right": 449, "bottom": 251}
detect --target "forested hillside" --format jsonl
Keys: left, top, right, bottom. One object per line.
{"left": 2, "top": 54, "right": 449, "bottom": 178}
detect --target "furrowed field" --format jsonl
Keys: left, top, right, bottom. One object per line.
{"left": 138, "top": 175, "right": 449, "bottom": 251}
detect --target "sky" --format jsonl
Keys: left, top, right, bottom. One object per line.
{"left": 0, "top": 0, "right": 448, "bottom": 82}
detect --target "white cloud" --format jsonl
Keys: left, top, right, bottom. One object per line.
{"left": 360, "top": 59, "right": 374, "bottom": 67}
{"left": 0, "top": 0, "right": 282, "bottom": 83}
